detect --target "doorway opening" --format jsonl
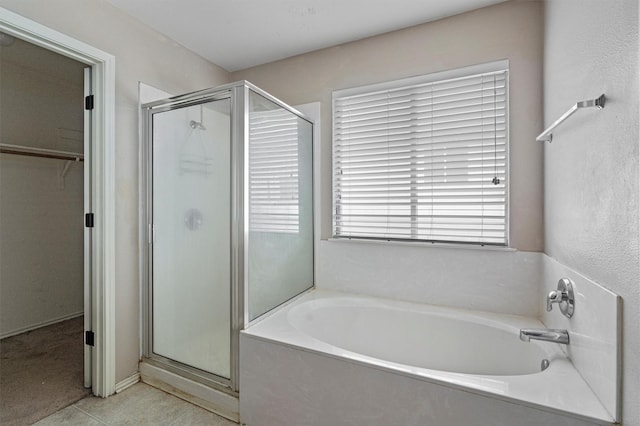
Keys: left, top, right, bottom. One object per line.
{"left": 0, "top": 34, "right": 91, "bottom": 425}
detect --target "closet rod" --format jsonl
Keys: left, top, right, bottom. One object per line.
{"left": 0, "top": 143, "right": 84, "bottom": 162}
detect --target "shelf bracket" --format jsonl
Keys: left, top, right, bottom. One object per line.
{"left": 57, "top": 157, "right": 81, "bottom": 188}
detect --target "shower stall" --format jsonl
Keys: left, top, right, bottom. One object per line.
{"left": 140, "top": 81, "right": 314, "bottom": 397}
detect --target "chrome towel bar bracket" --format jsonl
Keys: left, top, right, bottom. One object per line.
{"left": 536, "top": 94, "right": 605, "bottom": 143}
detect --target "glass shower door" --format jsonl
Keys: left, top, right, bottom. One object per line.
{"left": 247, "top": 90, "right": 314, "bottom": 320}
{"left": 150, "top": 98, "right": 231, "bottom": 379}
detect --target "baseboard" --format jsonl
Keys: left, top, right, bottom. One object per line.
{"left": 140, "top": 362, "right": 239, "bottom": 423}
{"left": 0, "top": 311, "right": 83, "bottom": 339}
{"left": 115, "top": 372, "right": 140, "bottom": 393}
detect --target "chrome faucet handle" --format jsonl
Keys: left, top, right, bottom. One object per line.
{"left": 546, "top": 290, "right": 562, "bottom": 312}
{"left": 546, "top": 278, "right": 575, "bottom": 318}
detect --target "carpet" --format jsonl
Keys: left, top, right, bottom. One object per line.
{"left": 0, "top": 316, "right": 91, "bottom": 425}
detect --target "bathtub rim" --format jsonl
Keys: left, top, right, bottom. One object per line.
{"left": 242, "top": 289, "right": 614, "bottom": 425}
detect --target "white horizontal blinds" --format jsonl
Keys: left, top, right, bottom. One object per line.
{"left": 333, "top": 69, "right": 508, "bottom": 245}
{"left": 249, "top": 108, "right": 300, "bottom": 233}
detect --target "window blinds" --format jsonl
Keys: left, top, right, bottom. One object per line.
{"left": 249, "top": 108, "right": 300, "bottom": 233}
{"left": 333, "top": 69, "right": 508, "bottom": 245}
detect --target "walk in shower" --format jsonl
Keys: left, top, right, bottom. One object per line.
{"left": 140, "top": 81, "right": 314, "bottom": 395}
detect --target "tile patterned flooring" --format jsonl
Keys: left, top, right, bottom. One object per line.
{"left": 34, "top": 382, "right": 237, "bottom": 425}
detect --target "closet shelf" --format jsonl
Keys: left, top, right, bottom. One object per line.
{"left": 536, "top": 94, "right": 605, "bottom": 143}
{"left": 0, "top": 143, "right": 84, "bottom": 162}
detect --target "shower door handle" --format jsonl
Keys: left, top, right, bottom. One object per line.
{"left": 148, "top": 224, "right": 156, "bottom": 244}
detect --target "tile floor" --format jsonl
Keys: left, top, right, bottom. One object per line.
{"left": 34, "top": 382, "right": 237, "bottom": 425}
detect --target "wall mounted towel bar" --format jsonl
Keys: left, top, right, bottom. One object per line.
{"left": 536, "top": 94, "right": 605, "bottom": 142}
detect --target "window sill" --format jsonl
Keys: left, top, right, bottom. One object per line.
{"left": 325, "top": 237, "right": 517, "bottom": 252}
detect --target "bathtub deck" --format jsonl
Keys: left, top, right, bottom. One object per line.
{"left": 241, "top": 289, "right": 613, "bottom": 425}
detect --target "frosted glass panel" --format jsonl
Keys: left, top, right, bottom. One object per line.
{"left": 152, "top": 99, "right": 231, "bottom": 378}
{"left": 248, "top": 91, "right": 313, "bottom": 320}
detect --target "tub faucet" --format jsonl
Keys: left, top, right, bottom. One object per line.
{"left": 519, "top": 328, "right": 569, "bottom": 345}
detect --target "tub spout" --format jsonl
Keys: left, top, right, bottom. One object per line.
{"left": 519, "top": 328, "right": 569, "bottom": 345}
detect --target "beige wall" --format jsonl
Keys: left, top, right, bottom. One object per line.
{"left": 0, "top": 0, "right": 231, "bottom": 383}
{"left": 543, "top": 0, "right": 639, "bottom": 423}
{"left": 0, "top": 0, "right": 545, "bottom": 387}
{"left": 231, "top": 0, "right": 544, "bottom": 251}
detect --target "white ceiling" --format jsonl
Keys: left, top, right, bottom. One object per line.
{"left": 105, "top": 0, "right": 507, "bottom": 72}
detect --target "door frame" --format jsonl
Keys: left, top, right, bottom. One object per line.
{"left": 0, "top": 7, "right": 117, "bottom": 397}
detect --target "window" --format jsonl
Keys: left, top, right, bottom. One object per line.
{"left": 333, "top": 63, "right": 508, "bottom": 246}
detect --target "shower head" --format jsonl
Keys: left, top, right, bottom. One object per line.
{"left": 189, "top": 120, "right": 206, "bottom": 130}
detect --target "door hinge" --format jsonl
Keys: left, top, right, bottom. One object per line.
{"left": 85, "top": 95, "right": 94, "bottom": 110}
{"left": 85, "top": 331, "right": 95, "bottom": 346}
{"left": 85, "top": 213, "right": 95, "bottom": 228}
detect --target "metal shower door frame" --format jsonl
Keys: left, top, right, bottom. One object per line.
{"left": 141, "top": 80, "right": 314, "bottom": 395}
{"left": 141, "top": 85, "right": 244, "bottom": 394}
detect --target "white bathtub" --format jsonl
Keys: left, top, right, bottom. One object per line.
{"left": 288, "top": 297, "right": 551, "bottom": 376}
{"left": 240, "top": 290, "right": 614, "bottom": 425}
